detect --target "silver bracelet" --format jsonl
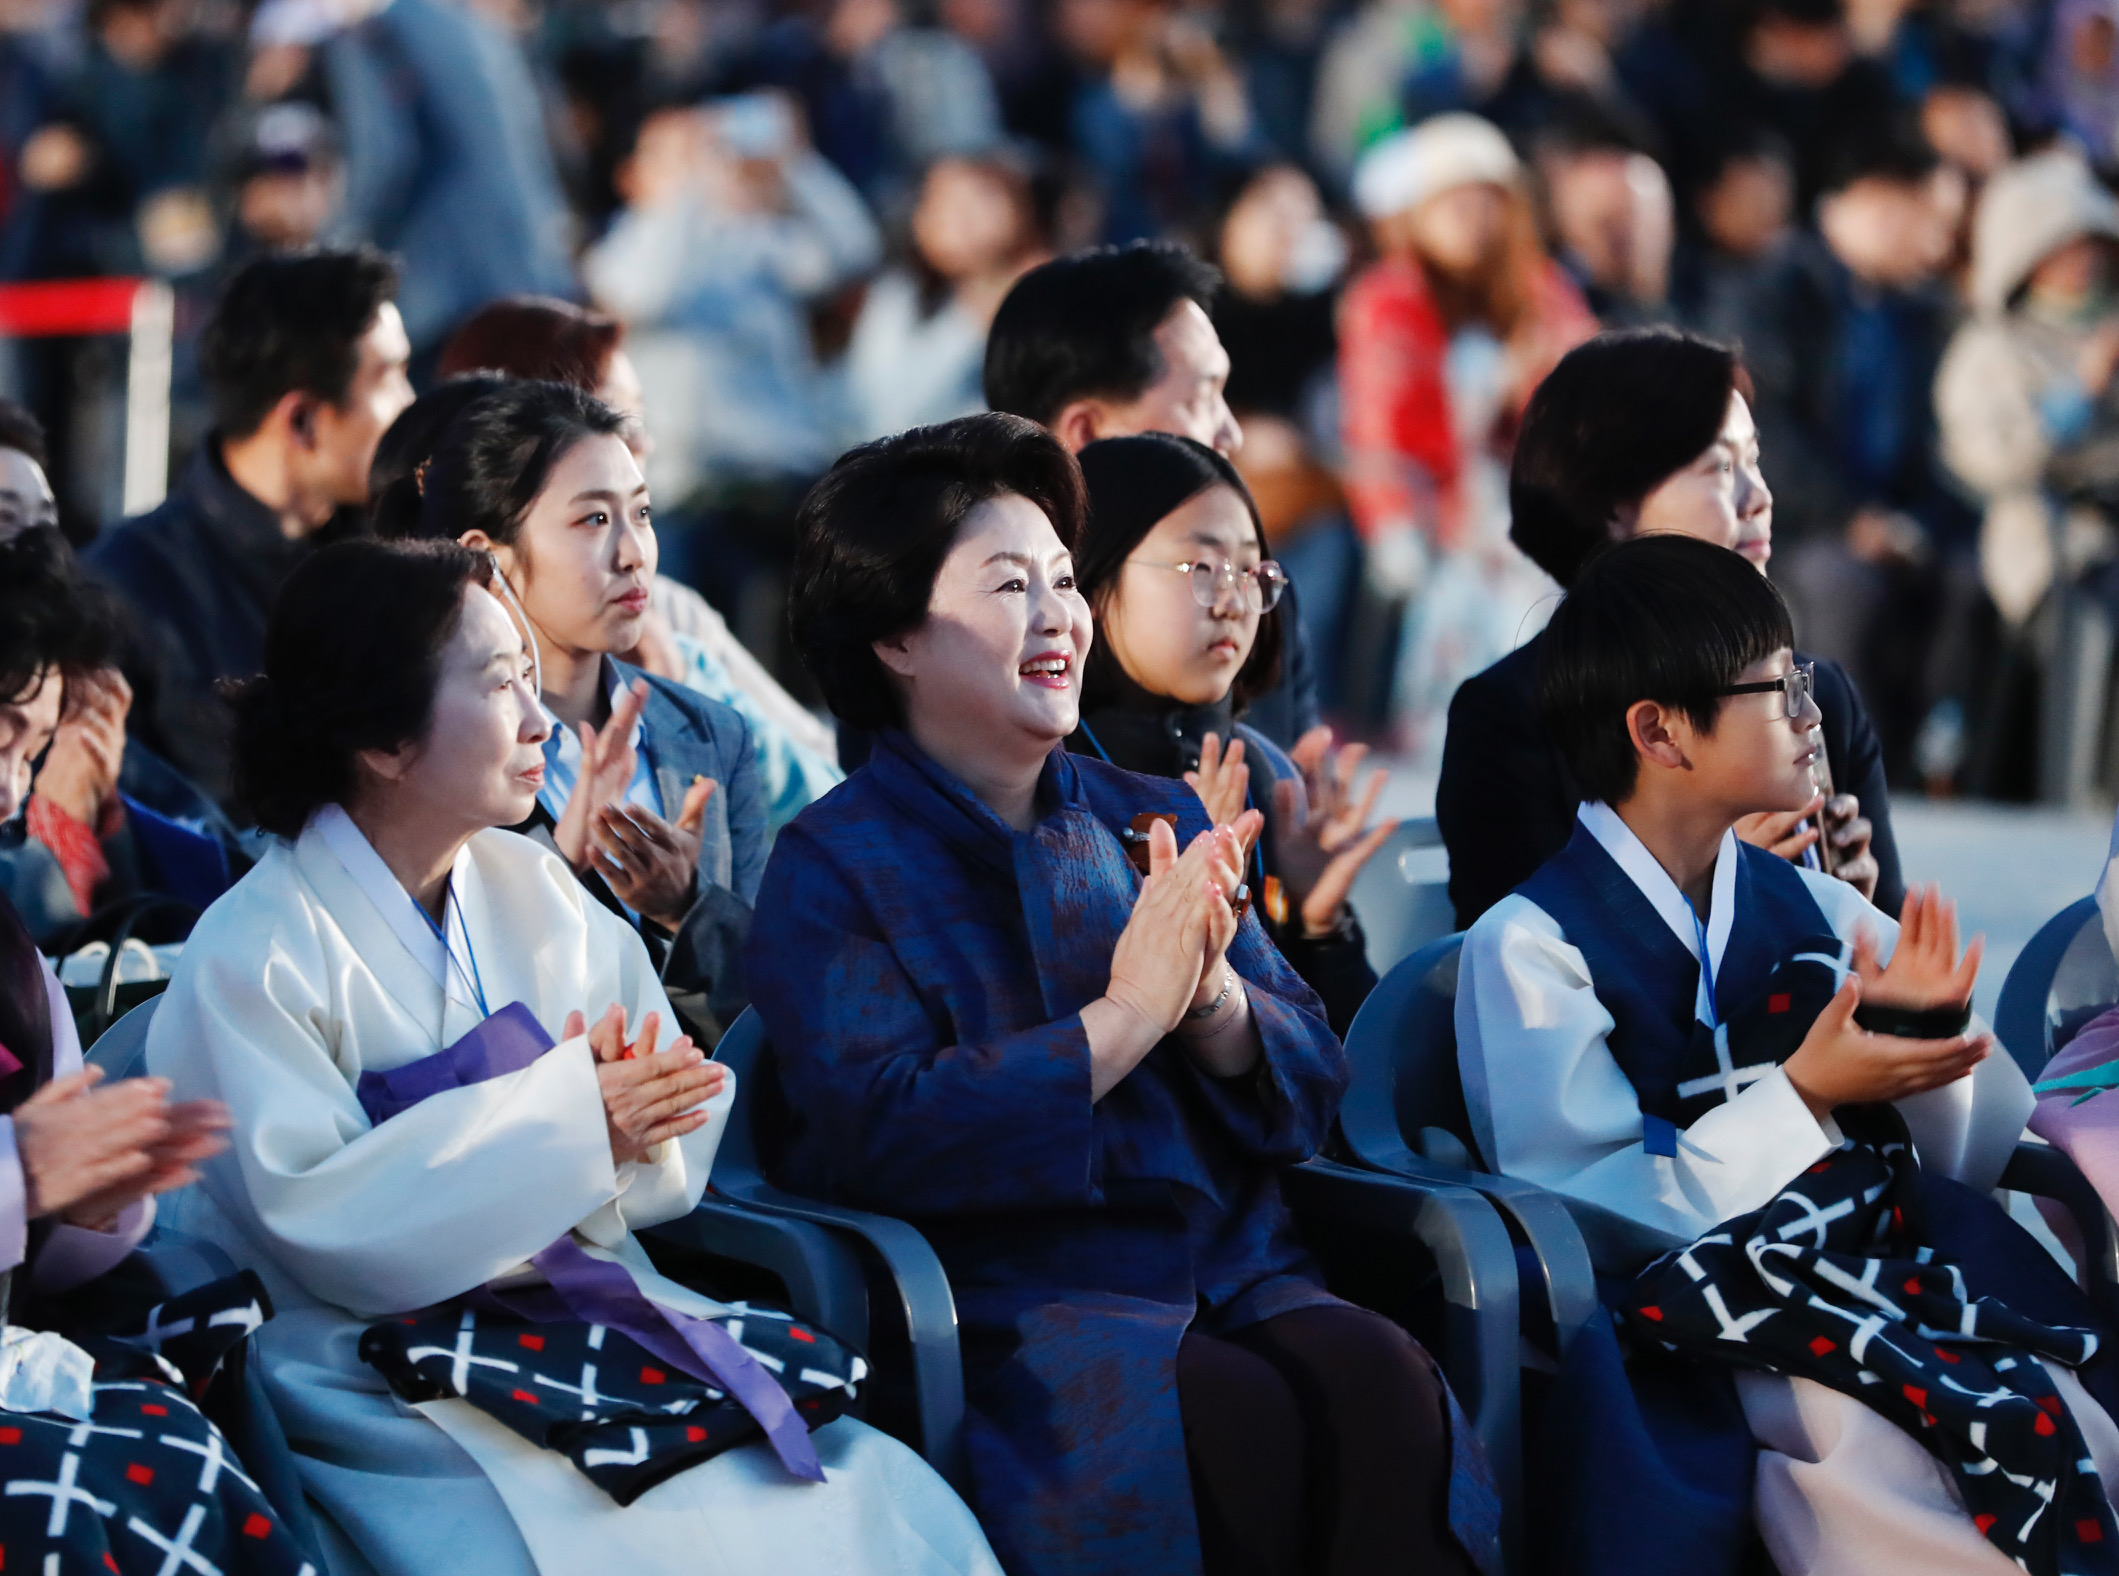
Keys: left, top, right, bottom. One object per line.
{"left": 1184, "top": 968, "right": 1237, "bottom": 1022}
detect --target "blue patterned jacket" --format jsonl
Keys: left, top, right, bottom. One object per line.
{"left": 745, "top": 731, "right": 1346, "bottom": 1576}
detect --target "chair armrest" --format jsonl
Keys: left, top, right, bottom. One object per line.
{"left": 643, "top": 1201, "right": 871, "bottom": 1350}
{"left": 1343, "top": 1132, "right": 1600, "bottom": 1356}
{"left": 1280, "top": 1154, "right": 1517, "bottom": 1574}
{"left": 2001, "top": 1139, "right": 2119, "bottom": 1316}
{"left": 1995, "top": 895, "right": 2098, "bottom": 1078}
{"left": 708, "top": 1178, "right": 965, "bottom": 1489}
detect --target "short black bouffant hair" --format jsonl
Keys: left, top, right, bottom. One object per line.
{"left": 227, "top": 538, "right": 493, "bottom": 838}
{"left": 373, "top": 379, "right": 627, "bottom": 550}
{"left": 1510, "top": 328, "right": 1755, "bottom": 589}
{"left": 790, "top": 414, "right": 1087, "bottom": 730}
{"left": 984, "top": 242, "right": 1222, "bottom": 427}
{"left": 0, "top": 529, "right": 116, "bottom": 704}
{"left": 1537, "top": 535, "right": 1793, "bottom": 805}
{"left": 202, "top": 246, "right": 400, "bottom": 440}
{"left": 0, "top": 400, "right": 47, "bottom": 467}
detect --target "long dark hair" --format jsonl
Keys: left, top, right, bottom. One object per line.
{"left": 373, "top": 379, "right": 629, "bottom": 552}
{"left": 1074, "top": 432, "right": 1282, "bottom": 711}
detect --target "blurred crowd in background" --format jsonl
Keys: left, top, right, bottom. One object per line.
{"left": 5, "top": 0, "right": 2119, "bottom": 800}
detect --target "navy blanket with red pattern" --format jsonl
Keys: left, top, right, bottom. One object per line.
{"left": 1622, "top": 1114, "right": 2117, "bottom": 1576}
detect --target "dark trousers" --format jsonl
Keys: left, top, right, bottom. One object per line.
{"left": 1176, "top": 1304, "right": 1472, "bottom": 1576}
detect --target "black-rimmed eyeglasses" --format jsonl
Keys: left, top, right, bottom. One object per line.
{"left": 1717, "top": 661, "right": 1817, "bottom": 722}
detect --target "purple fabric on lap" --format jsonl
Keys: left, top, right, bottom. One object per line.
{"left": 355, "top": 1001, "right": 555, "bottom": 1125}
{"left": 2029, "top": 1005, "right": 2119, "bottom": 1217}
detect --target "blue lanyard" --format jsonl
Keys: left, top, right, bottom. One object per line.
{"left": 416, "top": 881, "right": 491, "bottom": 1019}
{"left": 1688, "top": 900, "right": 1719, "bottom": 1030}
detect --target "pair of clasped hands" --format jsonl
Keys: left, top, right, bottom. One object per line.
{"left": 561, "top": 1006, "right": 729, "bottom": 1168}
{"left": 550, "top": 679, "right": 718, "bottom": 934}
{"left": 1781, "top": 885, "right": 1994, "bottom": 1123}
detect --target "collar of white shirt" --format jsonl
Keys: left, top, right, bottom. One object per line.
{"left": 539, "top": 666, "right": 656, "bottom": 822}
{"left": 311, "top": 803, "right": 482, "bottom": 1011}
{"left": 1577, "top": 800, "right": 1738, "bottom": 1027}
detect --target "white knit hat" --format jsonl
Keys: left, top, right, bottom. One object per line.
{"left": 1352, "top": 113, "right": 1521, "bottom": 221}
{"left": 1970, "top": 148, "right": 2119, "bottom": 312}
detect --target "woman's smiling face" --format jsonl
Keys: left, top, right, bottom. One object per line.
{"left": 1098, "top": 484, "right": 1262, "bottom": 707}
{"left": 874, "top": 491, "right": 1094, "bottom": 756}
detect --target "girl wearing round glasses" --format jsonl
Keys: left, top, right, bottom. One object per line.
{"left": 1068, "top": 434, "right": 1399, "bottom": 1035}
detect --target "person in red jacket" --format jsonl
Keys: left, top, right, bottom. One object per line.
{"left": 1339, "top": 112, "right": 1595, "bottom": 765}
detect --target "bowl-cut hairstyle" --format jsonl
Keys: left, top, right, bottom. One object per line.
{"left": 1537, "top": 534, "right": 1794, "bottom": 805}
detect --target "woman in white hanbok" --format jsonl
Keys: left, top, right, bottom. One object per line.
{"left": 146, "top": 538, "right": 1001, "bottom": 1576}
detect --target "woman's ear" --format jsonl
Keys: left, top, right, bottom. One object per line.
{"left": 1608, "top": 498, "right": 1642, "bottom": 537}
{"left": 1626, "top": 698, "right": 1693, "bottom": 774}
{"left": 872, "top": 633, "right": 919, "bottom": 680}
{"left": 352, "top": 739, "right": 418, "bottom": 790}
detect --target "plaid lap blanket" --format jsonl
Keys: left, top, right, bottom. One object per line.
{"left": 361, "top": 1300, "right": 866, "bottom": 1505}
{"left": 0, "top": 1271, "right": 314, "bottom": 1576}
{"left": 1622, "top": 1118, "right": 2119, "bottom": 1576}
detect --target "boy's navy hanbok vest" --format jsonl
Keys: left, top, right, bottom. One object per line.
{"left": 1512, "top": 820, "right": 2119, "bottom": 1576}
{"left": 1518, "top": 820, "right": 1838, "bottom": 1157}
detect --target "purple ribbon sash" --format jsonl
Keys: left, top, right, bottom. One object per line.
{"left": 365, "top": 1005, "right": 824, "bottom": 1481}
{"left": 355, "top": 1001, "right": 554, "bottom": 1125}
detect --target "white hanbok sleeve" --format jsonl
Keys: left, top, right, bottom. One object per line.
{"left": 149, "top": 886, "right": 634, "bottom": 1318}
{"left": 1458, "top": 895, "right": 1838, "bottom": 1240}
{"left": 1458, "top": 879, "right": 2034, "bottom": 1241}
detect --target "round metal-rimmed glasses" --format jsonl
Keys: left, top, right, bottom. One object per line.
{"left": 1717, "top": 660, "right": 1817, "bottom": 722}
{"left": 1128, "top": 557, "right": 1288, "bottom": 614}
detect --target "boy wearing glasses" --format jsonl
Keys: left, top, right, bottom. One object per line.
{"left": 1458, "top": 536, "right": 2119, "bottom": 1576}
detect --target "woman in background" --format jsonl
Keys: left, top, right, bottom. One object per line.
{"left": 842, "top": 152, "right": 1049, "bottom": 440}
{"left": 438, "top": 296, "right": 841, "bottom": 837}
{"left": 1339, "top": 111, "right": 1596, "bottom": 770}
{"left": 1436, "top": 326, "right": 1896, "bottom": 929}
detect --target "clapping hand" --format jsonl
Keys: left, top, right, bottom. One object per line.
{"left": 14, "top": 1070, "right": 230, "bottom": 1231}
{"left": 1854, "top": 884, "right": 1982, "bottom": 1013}
{"left": 563, "top": 1005, "right": 726, "bottom": 1166}
{"left": 552, "top": 680, "right": 648, "bottom": 871}
{"left": 1268, "top": 727, "right": 1399, "bottom": 937}
{"left": 591, "top": 778, "right": 714, "bottom": 931}
{"left": 1185, "top": 733, "right": 1251, "bottom": 837}
{"left": 1105, "top": 811, "right": 1262, "bottom": 1039}
{"left": 1782, "top": 884, "right": 1989, "bottom": 1121}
